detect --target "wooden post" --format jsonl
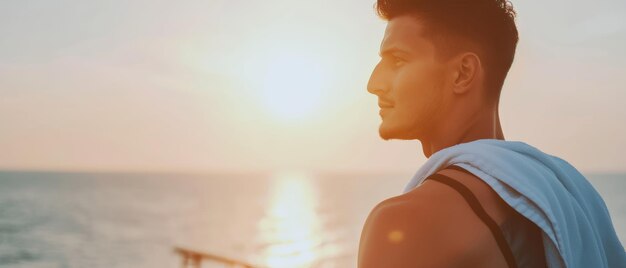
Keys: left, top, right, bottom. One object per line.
{"left": 192, "top": 254, "right": 201, "bottom": 268}
{"left": 181, "top": 254, "right": 188, "bottom": 268}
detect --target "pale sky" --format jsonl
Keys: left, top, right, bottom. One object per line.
{"left": 1, "top": 0, "right": 625, "bottom": 174}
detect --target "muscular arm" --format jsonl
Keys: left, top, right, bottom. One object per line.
{"left": 357, "top": 169, "right": 512, "bottom": 268}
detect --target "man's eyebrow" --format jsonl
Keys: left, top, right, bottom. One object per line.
{"left": 378, "top": 47, "right": 410, "bottom": 58}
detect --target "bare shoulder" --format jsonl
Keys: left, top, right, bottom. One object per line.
{"left": 435, "top": 167, "right": 512, "bottom": 225}
{"left": 358, "top": 168, "right": 513, "bottom": 268}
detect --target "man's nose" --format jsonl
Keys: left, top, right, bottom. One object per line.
{"left": 367, "top": 62, "right": 388, "bottom": 96}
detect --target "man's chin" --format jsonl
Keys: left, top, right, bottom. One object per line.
{"left": 379, "top": 123, "right": 420, "bottom": 140}
{"left": 379, "top": 125, "right": 403, "bottom": 140}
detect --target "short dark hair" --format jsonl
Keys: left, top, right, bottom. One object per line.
{"left": 375, "top": 0, "right": 519, "bottom": 103}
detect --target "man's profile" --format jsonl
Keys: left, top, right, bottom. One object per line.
{"left": 358, "top": 0, "right": 626, "bottom": 267}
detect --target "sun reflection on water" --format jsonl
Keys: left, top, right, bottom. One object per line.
{"left": 256, "top": 171, "right": 323, "bottom": 268}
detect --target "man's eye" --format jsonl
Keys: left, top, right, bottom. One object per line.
{"left": 381, "top": 56, "right": 405, "bottom": 68}
{"left": 393, "top": 57, "right": 405, "bottom": 67}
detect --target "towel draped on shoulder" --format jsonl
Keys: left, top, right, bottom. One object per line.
{"left": 403, "top": 139, "right": 626, "bottom": 268}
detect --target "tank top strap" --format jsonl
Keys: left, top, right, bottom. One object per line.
{"left": 424, "top": 169, "right": 518, "bottom": 268}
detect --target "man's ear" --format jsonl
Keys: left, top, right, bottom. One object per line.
{"left": 451, "top": 52, "right": 481, "bottom": 95}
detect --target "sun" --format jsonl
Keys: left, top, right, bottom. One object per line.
{"left": 257, "top": 51, "right": 330, "bottom": 122}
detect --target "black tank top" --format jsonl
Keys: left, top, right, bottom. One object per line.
{"left": 424, "top": 165, "right": 547, "bottom": 268}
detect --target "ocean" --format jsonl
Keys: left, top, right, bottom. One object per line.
{"left": 0, "top": 171, "right": 624, "bottom": 268}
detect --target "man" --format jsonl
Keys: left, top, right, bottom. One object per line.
{"left": 358, "top": 0, "right": 626, "bottom": 267}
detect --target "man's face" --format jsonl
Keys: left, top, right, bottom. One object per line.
{"left": 367, "top": 15, "right": 450, "bottom": 141}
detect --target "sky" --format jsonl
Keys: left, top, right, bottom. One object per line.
{"left": 1, "top": 0, "right": 625, "bottom": 174}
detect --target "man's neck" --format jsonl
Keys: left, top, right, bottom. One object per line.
{"left": 421, "top": 106, "right": 504, "bottom": 158}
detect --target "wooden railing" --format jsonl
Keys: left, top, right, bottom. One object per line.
{"left": 173, "top": 247, "right": 260, "bottom": 268}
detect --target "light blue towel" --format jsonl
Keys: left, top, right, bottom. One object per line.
{"left": 403, "top": 139, "right": 626, "bottom": 268}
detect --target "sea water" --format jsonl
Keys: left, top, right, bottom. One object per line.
{"left": 0, "top": 171, "right": 623, "bottom": 268}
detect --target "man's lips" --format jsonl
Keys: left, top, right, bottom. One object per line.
{"left": 378, "top": 100, "right": 394, "bottom": 109}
